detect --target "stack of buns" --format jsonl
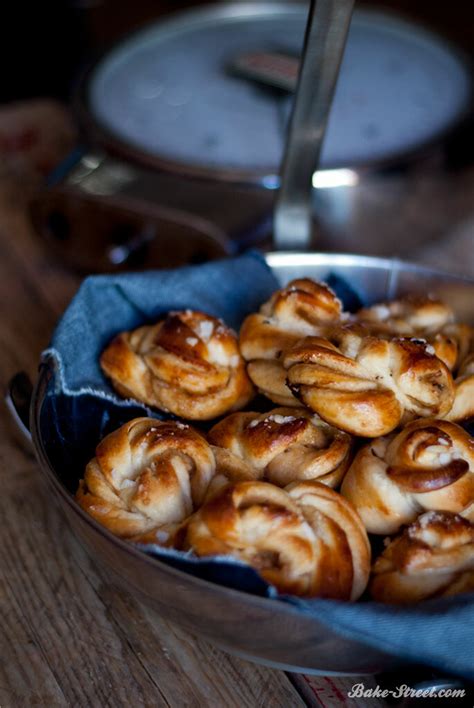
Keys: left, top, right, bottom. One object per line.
{"left": 76, "top": 278, "right": 474, "bottom": 603}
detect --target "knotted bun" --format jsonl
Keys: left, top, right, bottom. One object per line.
{"left": 356, "top": 296, "right": 473, "bottom": 376}
{"left": 356, "top": 296, "right": 454, "bottom": 336}
{"left": 184, "top": 480, "right": 370, "bottom": 599}
{"left": 76, "top": 418, "right": 216, "bottom": 538}
{"left": 445, "top": 339, "right": 474, "bottom": 423}
{"left": 284, "top": 331, "right": 455, "bottom": 437}
{"left": 208, "top": 407, "right": 352, "bottom": 488}
{"left": 100, "top": 310, "right": 254, "bottom": 420}
{"left": 341, "top": 419, "right": 474, "bottom": 534}
{"left": 239, "top": 279, "right": 343, "bottom": 405}
{"left": 287, "top": 481, "right": 371, "bottom": 601}
{"left": 370, "top": 511, "right": 474, "bottom": 603}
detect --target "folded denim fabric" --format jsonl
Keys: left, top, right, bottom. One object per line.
{"left": 43, "top": 251, "right": 279, "bottom": 402}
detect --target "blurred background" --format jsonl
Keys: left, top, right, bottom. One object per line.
{"left": 1, "top": 0, "right": 473, "bottom": 103}
{"left": 0, "top": 0, "right": 472, "bottom": 272}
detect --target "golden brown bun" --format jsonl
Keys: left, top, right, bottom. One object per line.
{"left": 208, "top": 407, "right": 353, "bottom": 488}
{"left": 431, "top": 323, "right": 473, "bottom": 372}
{"left": 370, "top": 511, "right": 474, "bottom": 604}
{"left": 356, "top": 297, "right": 474, "bottom": 422}
{"left": 284, "top": 331, "right": 455, "bottom": 437}
{"left": 356, "top": 296, "right": 474, "bottom": 373}
{"left": 445, "top": 344, "right": 474, "bottom": 423}
{"left": 356, "top": 296, "right": 454, "bottom": 336}
{"left": 287, "top": 481, "right": 371, "bottom": 601}
{"left": 341, "top": 418, "right": 474, "bottom": 534}
{"left": 100, "top": 310, "right": 254, "bottom": 420}
{"left": 184, "top": 480, "right": 370, "bottom": 599}
{"left": 76, "top": 418, "right": 216, "bottom": 538}
{"left": 239, "top": 279, "right": 343, "bottom": 405}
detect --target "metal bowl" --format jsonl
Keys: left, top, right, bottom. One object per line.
{"left": 13, "top": 253, "right": 474, "bottom": 675}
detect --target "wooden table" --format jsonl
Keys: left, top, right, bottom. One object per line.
{"left": 1, "top": 101, "right": 473, "bottom": 707}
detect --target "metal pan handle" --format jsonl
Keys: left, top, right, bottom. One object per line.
{"left": 273, "top": 0, "right": 354, "bottom": 250}
{"left": 5, "top": 372, "right": 34, "bottom": 449}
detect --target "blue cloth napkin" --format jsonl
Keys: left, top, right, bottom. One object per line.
{"left": 43, "top": 251, "right": 474, "bottom": 681}
{"left": 140, "top": 544, "right": 474, "bottom": 680}
{"left": 44, "top": 251, "right": 279, "bottom": 400}
{"left": 285, "top": 594, "right": 474, "bottom": 680}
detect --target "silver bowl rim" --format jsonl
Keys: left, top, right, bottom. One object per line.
{"left": 265, "top": 251, "right": 474, "bottom": 282}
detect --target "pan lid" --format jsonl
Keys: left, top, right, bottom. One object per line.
{"left": 85, "top": 3, "right": 471, "bottom": 181}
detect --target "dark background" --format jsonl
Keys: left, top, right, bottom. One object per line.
{"left": 1, "top": 0, "right": 473, "bottom": 103}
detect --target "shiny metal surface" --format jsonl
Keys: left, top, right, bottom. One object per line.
{"left": 5, "top": 372, "right": 34, "bottom": 450}
{"left": 274, "top": 0, "right": 354, "bottom": 250}
{"left": 79, "top": 3, "right": 471, "bottom": 183}
{"left": 31, "top": 181, "right": 232, "bottom": 273}
{"left": 266, "top": 253, "right": 474, "bottom": 323}
{"left": 21, "top": 254, "right": 474, "bottom": 674}
{"left": 77, "top": 2, "right": 303, "bottom": 186}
